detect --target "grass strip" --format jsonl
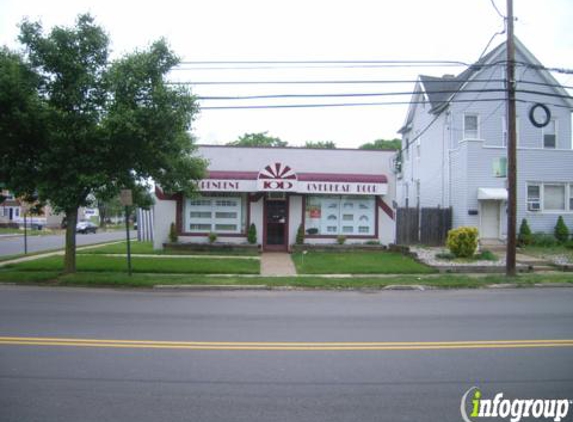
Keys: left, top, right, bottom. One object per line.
{"left": 1, "top": 270, "right": 571, "bottom": 289}
{"left": 5, "top": 255, "right": 260, "bottom": 274}
{"left": 292, "top": 251, "right": 435, "bottom": 274}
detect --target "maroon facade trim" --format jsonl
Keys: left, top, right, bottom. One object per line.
{"left": 377, "top": 197, "right": 395, "bottom": 220}
{"left": 206, "top": 171, "right": 258, "bottom": 180}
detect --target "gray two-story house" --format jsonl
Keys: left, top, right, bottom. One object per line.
{"left": 396, "top": 39, "right": 573, "bottom": 240}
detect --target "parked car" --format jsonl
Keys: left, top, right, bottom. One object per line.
{"left": 76, "top": 221, "right": 98, "bottom": 234}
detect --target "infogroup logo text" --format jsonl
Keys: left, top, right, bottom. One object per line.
{"left": 461, "top": 387, "right": 571, "bottom": 422}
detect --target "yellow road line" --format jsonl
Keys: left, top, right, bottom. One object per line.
{"left": 0, "top": 336, "right": 572, "bottom": 351}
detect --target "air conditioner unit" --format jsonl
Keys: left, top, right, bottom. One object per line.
{"left": 528, "top": 202, "right": 541, "bottom": 211}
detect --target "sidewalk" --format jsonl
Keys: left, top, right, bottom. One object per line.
{"left": 260, "top": 253, "right": 297, "bottom": 276}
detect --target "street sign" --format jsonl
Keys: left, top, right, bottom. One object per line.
{"left": 120, "top": 189, "right": 133, "bottom": 206}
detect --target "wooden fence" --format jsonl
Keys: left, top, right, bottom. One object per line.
{"left": 396, "top": 207, "right": 452, "bottom": 246}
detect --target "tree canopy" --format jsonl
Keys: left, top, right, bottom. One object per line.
{"left": 0, "top": 14, "right": 205, "bottom": 272}
{"left": 304, "top": 141, "right": 336, "bottom": 149}
{"left": 227, "top": 132, "right": 287, "bottom": 147}
{"left": 358, "top": 138, "right": 401, "bottom": 150}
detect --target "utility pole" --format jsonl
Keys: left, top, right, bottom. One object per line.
{"left": 505, "top": 0, "right": 517, "bottom": 277}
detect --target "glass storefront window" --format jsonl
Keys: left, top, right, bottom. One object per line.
{"left": 185, "top": 194, "right": 247, "bottom": 233}
{"left": 305, "top": 195, "right": 375, "bottom": 236}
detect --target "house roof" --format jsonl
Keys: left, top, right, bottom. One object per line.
{"left": 419, "top": 42, "right": 503, "bottom": 113}
{"left": 399, "top": 38, "right": 573, "bottom": 133}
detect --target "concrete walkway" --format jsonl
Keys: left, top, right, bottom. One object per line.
{"left": 260, "top": 253, "right": 297, "bottom": 276}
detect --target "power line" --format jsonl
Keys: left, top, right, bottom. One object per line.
{"left": 196, "top": 88, "right": 572, "bottom": 104}
{"left": 198, "top": 88, "right": 507, "bottom": 101}
{"left": 200, "top": 98, "right": 506, "bottom": 110}
{"left": 177, "top": 59, "right": 473, "bottom": 66}
{"left": 489, "top": 0, "right": 506, "bottom": 18}
{"left": 167, "top": 79, "right": 573, "bottom": 90}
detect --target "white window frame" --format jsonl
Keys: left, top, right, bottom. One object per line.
{"left": 502, "top": 116, "right": 520, "bottom": 147}
{"left": 543, "top": 184, "right": 566, "bottom": 212}
{"left": 542, "top": 119, "right": 557, "bottom": 149}
{"left": 186, "top": 196, "right": 243, "bottom": 234}
{"left": 526, "top": 182, "right": 573, "bottom": 213}
{"left": 526, "top": 183, "right": 541, "bottom": 212}
{"left": 463, "top": 113, "right": 480, "bottom": 140}
{"left": 305, "top": 195, "right": 376, "bottom": 237}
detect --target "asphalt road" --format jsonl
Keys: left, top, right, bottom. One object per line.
{"left": 0, "top": 230, "right": 130, "bottom": 256}
{"left": 0, "top": 286, "right": 572, "bottom": 422}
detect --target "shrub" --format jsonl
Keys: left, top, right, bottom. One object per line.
{"left": 554, "top": 216, "right": 570, "bottom": 244}
{"left": 475, "top": 250, "right": 498, "bottom": 261}
{"left": 247, "top": 223, "right": 257, "bottom": 244}
{"left": 446, "top": 226, "right": 479, "bottom": 258}
{"left": 517, "top": 218, "right": 532, "bottom": 246}
{"left": 336, "top": 235, "right": 346, "bottom": 245}
{"left": 296, "top": 224, "right": 305, "bottom": 245}
{"left": 435, "top": 252, "right": 455, "bottom": 260}
{"left": 168, "top": 222, "right": 178, "bottom": 243}
{"left": 565, "top": 240, "right": 573, "bottom": 250}
{"left": 530, "top": 232, "right": 558, "bottom": 247}
{"left": 208, "top": 232, "right": 217, "bottom": 244}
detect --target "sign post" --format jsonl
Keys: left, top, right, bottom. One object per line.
{"left": 21, "top": 203, "right": 29, "bottom": 255}
{"left": 120, "top": 190, "right": 133, "bottom": 276}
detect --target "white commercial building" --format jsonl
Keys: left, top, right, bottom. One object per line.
{"left": 153, "top": 145, "right": 396, "bottom": 251}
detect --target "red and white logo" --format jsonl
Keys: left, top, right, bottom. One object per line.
{"left": 257, "top": 163, "right": 298, "bottom": 191}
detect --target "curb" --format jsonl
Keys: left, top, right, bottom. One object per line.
{"left": 153, "top": 284, "right": 269, "bottom": 291}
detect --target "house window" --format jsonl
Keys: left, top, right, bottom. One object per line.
{"left": 527, "top": 182, "right": 573, "bottom": 212}
{"left": 416, "top": 139, "right": 421, "bottom": 159}
{"left": 527, "top": 184, "right": 541, "bottom": 212}
{"left": 185, "top": 195, "right": 246, "bottom": 233}
{"left": 543, "top": 120, "right": 556, "bottom": 149}
{"left": 305, "top": 195, "right": 375, "bottom": 236}
{"left": 544, "top": 184, "right": 566, "bottom": 211}
{"left": 464, "top": 114, "right": 479, "bottom": 139}
{"left": 493, "top": 157, "right": 507, "bottom": 178}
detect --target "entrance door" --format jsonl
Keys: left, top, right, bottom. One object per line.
{"left": 481, "top": 201, "right": 500, "bottom": 239}
{"left": 264, "top": 199, "right": 288, "bottom": 251}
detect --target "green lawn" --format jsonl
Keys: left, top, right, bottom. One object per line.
{"left": 5, "top": 254, "right": 260, "bottom": 274}
{"left": 522, "top": 245, "right": 573, "bottom": 263}
{"left": 82, "top": 241, "right": 259, "bottom": 256}
{"left": 291, "top": 251, "right": 435, "bottom": 274}
{"left": 0, "top": 269, "right": 572, "bottom": 289}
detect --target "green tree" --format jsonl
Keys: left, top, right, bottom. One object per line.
{"left": 304, "top": 141, "right": 336, "bottom": 149}
{"left": 228, "top": 132, "right": 287, "bottom": 147}
{"left": 0, "top": 15, "right": 206, "bottom": 273}
{"left": 554, "top": 216, "right": 570, "bottom": 244}
{"left": 517, "top": 218, "right": 532, "bottom": 246}
{"left": 359, "top": 138, "right": 401, "bottom": 150}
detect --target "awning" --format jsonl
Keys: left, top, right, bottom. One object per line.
{"left": 478, "top": 188, "right": 508, "bottom": 201}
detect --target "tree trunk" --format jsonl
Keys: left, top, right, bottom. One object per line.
{"left": 98, "top": 203, "right": 107, "bottom": 229}
{"left": 64, "top": 208, "right": 78, "bottom": 274}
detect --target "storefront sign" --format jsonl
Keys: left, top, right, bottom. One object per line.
{"left": 198, "top": 162, "right": 388, "bottom": 195}
{"left": 198, "top": 179, "right": 255, "bottom": 192}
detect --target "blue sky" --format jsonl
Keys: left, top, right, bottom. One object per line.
{"left": 1, "top": 0, "right": 571, "bottom": 147}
